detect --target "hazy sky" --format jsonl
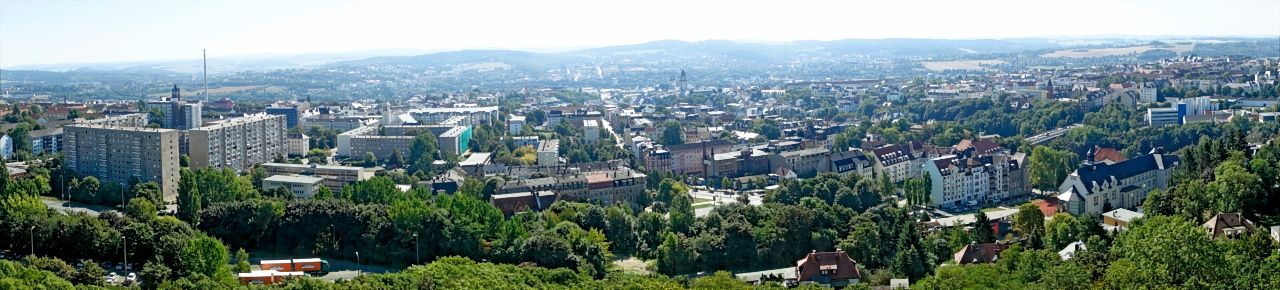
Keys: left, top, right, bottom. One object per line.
{"left": 2, "top": 0, "right": 1278, "bottom": 67}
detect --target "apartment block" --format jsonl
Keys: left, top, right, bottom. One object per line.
{"left": 62, "top": 124, "right": 180, "bottom": 202}
{"left": 188, "top": 114, "right": 287, "bottom": 172}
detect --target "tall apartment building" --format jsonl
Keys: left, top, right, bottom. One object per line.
{"left": 188, "top": 114, "right": 287, "bottom": 172}
{"left": 81, "top": 113, "right": 148, "bottom": 127}
{"left": 62, "top": 124, "right": 180, "bottom": 202}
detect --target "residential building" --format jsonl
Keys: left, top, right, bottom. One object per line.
{"left": 62, "top": 124, "right": 180, "bottom": 203}
{"left": 954, "top": 243, "right": 1009, "bottom": 264}
{"left": 437, "top": 126, "right": 473, "bottom": 156}
{"left": 1102, "top": 208, "right": 1143, "bottom": 231}
{"left": 871, "top": 144, "right": 919, "bottom": 183}
{"left": 583, "top": 119, "right": 600, "bottom": 143}
{"left": 407, "top": 106, "right": 499, "bottom": 125}
{"left": 29, "top": 128, "right": 63, "bottom": 155}
{"left": 706, "top": 148, "right": 771, "bottom": 178}
{"left": 490, "top": 191, "right": 557, "bottom": 216}
{"left": 261, "top": 163, "right": 374, "bottom": 192}
{"left": 508, "top": 115, "right": 526, "bottom": 135}
{"left": 0, "top": 135, "right": 11, "bottom": 160}
{"left": 830, "top": 149, "right": 873, "bottom": 177}
{"left": 1202, "top": 213, "right": 1258, "bottom": 239}
{"left": 512, "top": 136, "right": 539, "bottom": 148}
{"left": 1057, "top": 151, "right": 1180, "bottom": 216}
{"left": 1138, "top": 82, "right": 1158, "bottom": 103}
{"left": 80, "top": 113, "right": 148, "bottom": 127}
{"left": 537, "top": 139, "right": 559, "bottom": 166}
{"left": 188, "top": 114, "right": 287, "bottom": 172}
{"left": 643, "top": 139, "right": 735, "bottom": 176}
{"left": 795, "top": 250, "right": 862, "bottom": 287}
{"left": 302, "top": 114, "right": 372, "bottom": 132}
{"left": 286, "top": 133, "right": 310, "bottom": 157}
{"left": 262, "top": 175, "right": 325, "bottom": 198}
{"left": 924, "top": 139, "right": 1029, "bottom": 208}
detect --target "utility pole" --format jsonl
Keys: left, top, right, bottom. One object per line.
{"left": 413, "top": 233, "right": 420, "bottom": 264}
{"left": 29, "top": 225, "right": 35, "bottom": 256}
{"left": 123, "top": 235, "right": 129, "bottom": 274}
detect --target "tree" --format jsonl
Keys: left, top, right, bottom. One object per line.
{"left": 660, "top": 123, "right": 685, "bottom": 146}
{"left": 313, "top": 186, "right": 334, "bottom": 200}
{"left": 74, "top": 176, "right": 100, "bottom": 203}
{"left": 72, "top": 259, "right": 106, "bottom": 286}
{"left": 234, "top": 248, "right": 250, "bottom": 273}
{"left": 656, "top": 233, "right": 697, "bottom": 275}
{"left": 177, "top": 169, "right": 202, "bottom": 225}
{"left": 669, "top": 194, "right": 694, "bottom": 235}
{"left": 1107, "top": 215, "right": 1226, "bottom": 288}
{"left": 179, "top": 236, "right": 231, "bottom": 279}
{"left": 1044, "top": 213, "right": 1083, "bottom": 250}
{"left": 1013, "top": 203, "right": 1046, "bottom": 238}
{"left": 1028, "top": 146, "right": 1075, "bottom": 191}
{"left": 973, "top": 211, "right": 996, "bottom": 243}
{"left": 363, "top": 152, "right": 378, "bottom": 167}
{"left": 126, "top": 197, "right": 157, "bottom": 221}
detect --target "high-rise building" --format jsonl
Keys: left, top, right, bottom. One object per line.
{"left": 148, "top": 85, "right": 203, "bottom": 130}
{"left": 266, "top": 105, "right": 304, "bottom": 128}
{"left": 62, "top": 124, "right": 181, "bottom": 202}
{"left": 188, "top": 114, "right": 287, "bottom": 172}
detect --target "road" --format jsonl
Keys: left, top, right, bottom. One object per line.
{"left": 40, "top": 197, "right": 110, "bottom": 217}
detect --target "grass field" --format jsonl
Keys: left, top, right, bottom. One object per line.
{"left": 1041, "top": 44, "right": 1194, "bottom": 58}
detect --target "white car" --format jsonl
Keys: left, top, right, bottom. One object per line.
{"left": 105, "top": 272, "right": 118, "bottom": 284}
{"left": 127, "top": 273, "right": 137, "bottom": 283}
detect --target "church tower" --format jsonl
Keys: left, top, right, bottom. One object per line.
{"left": 171, "top": 84, "right": 181, "bottom": 101}
{"left": 678, "top": 70, "right": 688, "bottom": 97}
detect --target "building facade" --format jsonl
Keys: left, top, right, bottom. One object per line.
{"left": 1057, "top": 152, "right": 1180, "bottom": 216}
{"left": 262, "top": 163, "right": 373, "bottom": 192}
{"left": 63, "top": 124, "right": 180, "bottom": 202}
{"left": 188, "top": 114, "right": 287, "bottom": 172}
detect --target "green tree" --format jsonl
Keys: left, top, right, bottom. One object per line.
{"left": 1013, "top": 203, "right": 1046, "bottom": 238}
{"left": 660, "top": 123, "right": 685, "bottom": 146}
{"left": 234, "top": 248, "right": 250, "bottom": 273}
{"left": 126, "top": 197, "right": 157, "bottom": 221}
{"left": 1106, "top": 215, "right": 1226, "bottom": 288}
{"left": 973, "top": 211, "right": 996, "bottom": 243}
{"left": 656, "top": 233, "right": 697, "bottom": 275}
{"left": 177, "top": 169, "right": 202, "bottom": 225}
{"left": 1028, "top": 146, "right": 1075, "bottom": 191}
{"left": 669, "top": 194, "right": 694, "bottom": 235}
{"left": 179, "top": 236, "right": 231, "bottom": 279}
{"left": 1044, "top": 213, "right": 1083, "bottom": 250}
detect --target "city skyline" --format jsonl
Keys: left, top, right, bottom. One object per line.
{"left": 2, "top": 0, "right": 1278, "bottom": 67}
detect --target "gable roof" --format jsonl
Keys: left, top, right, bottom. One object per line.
{"left": 954, "top": 243, "right": 1009, "bottom": 264}
{"left": 1074, "top": 153, "right": 1180, "bottom": 195}
{"left": 1203, "top": 213, "right": 1258, "bottom": 238}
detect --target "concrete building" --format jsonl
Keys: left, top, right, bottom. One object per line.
{"left": 437, "top": 126, "right": 473, "bottom": 156}
{"left": 583, "top": 119, "right": 600, "bottom": 143}
{"left": 830, "top": 149, "right": 874, "bottom": 178}
{"left": 261, "top": 163, "right": 373, "bottom": 192}
{"left": 29, "top": 128, "right": 63, "bottom": 155}
{"left": 266, "top": 105, "right": 304, "bottom": 128}
{"left": 63, "top": 124, "right": 180, "bottom": 202}
{"left": 642, "top": 139, "right": 735, "bottom": 176}
{"left": 770, "top": 147, "right": 832, "bottom": 178}
{"left": 1147, "top": 103, "right": 1186, "bottom": 127}
{"left": 302, "top": 114, "right": 372, "bottom": 132}
{"left": 80, "top": 113, "right": 148, "bottom": 127}
{"left": 537, "top": 139, "right": 560, "bottom": 166}
{"left": 188, "top": 114, "right": 287, "bottom": 172}
{"left": 262, "top": 174, "right": 325, "bottom": 198}
{"left": 148, "top": 85, "right": 202, "bottom": 130}
{"left": 286, "top": 133, "right": 310, "bottom": 157}
{"left": 1057, "top": 152, "right": 1180, "bottom": 216}
{"left": 407, "top": 106, "right": 499, "bottom": 125}
{"left": 508, "top": 115, "right": 526, "bottom": 135}
{"left": 0, "top": 134, "right": 12, "bottom": 160}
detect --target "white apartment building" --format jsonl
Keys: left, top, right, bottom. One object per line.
{"left": 188, "top": 114, "right": 287, "bottom": 172}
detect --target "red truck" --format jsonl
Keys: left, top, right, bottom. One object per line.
{"left": 258, "top": 258, "right": 330, "bottom": 274}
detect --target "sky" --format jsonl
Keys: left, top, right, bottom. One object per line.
{"left": 2, "top": 0, "right": 1278, "bottom": 67}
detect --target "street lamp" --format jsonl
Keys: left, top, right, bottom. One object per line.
{"left": 355, "top": 251, "right": 361, "bottom": 277}
{"left": 28, "top": 225, "right": 35, "bottom": 256}
{"left": 413, "top": 233, "right": 420, "bottom": 264}
{"left": 123, "top": 235, "right": 129, "bottom": 274}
